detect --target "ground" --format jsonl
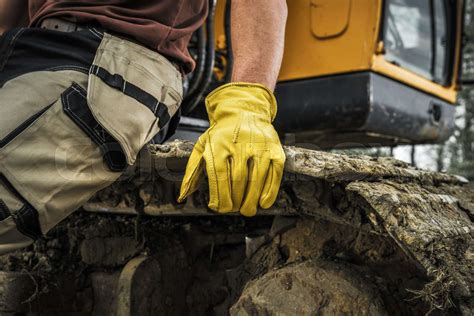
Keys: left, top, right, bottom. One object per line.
{"left": 0, "top": 212, "right": 467, "bottom": 315}
{"left": 0, "top": 142, "right": 472, "bottom": 315}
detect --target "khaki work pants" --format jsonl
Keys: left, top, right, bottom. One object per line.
{"left": 0, "top": 26, "right": 183, "bottom": 254}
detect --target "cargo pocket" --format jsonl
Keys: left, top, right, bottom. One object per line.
{"left": 0, "top": 82, "right": 120, "bottom": 236}
{"left": 0, "top": 32, "right": 182, "bottom": 243}
{"left": 87, "top": 33, "right": 183, "bottom": 168}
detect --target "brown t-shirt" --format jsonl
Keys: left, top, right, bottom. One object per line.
{"left": 28, "top": 0, "right": 208, "bottom": 74}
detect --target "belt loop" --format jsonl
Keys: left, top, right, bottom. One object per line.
{"left": 40, "top": 18, "right": 82, "bottom": 33}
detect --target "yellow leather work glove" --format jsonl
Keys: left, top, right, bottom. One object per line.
{"left": 178, "top": 83, "right": 286, "bottom": 216}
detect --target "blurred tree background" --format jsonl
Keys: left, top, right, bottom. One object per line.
{"left": 448, "top": 0, "right": 474, "bottom": 179}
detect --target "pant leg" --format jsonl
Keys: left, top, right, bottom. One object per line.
{"left": 0, "top": 27, "right": 183, "bottom": 255}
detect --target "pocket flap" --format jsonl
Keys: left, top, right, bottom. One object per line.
{"left": 87, "top": 33, "right": 183, "bottom": 166}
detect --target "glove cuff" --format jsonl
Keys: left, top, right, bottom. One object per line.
{"left": 205, "top": 82, "right": 278, "bottom": 122}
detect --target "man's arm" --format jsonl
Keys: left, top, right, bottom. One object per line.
{"left": 179, "top": 1, "right": 287, "bottom": 216}
{"left": 0, "top": 0, "right": 29, "bottom": 35}
{"left": 230, "top": 0, "right": 288, "bottom": 90}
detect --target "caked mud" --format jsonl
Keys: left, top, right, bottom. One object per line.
{"left": 0, "top": 213, "right": 446, "bottom": 315}
{"left": 0, "top": 141, "right": 472, "bottom": 315}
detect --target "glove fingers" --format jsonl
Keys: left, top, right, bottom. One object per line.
{"left": 240, "top": 155, "right": 271, "bottom": 217}
{"left": 204, "top": 145, "right": 233, "bottom": 212}
{"left": 230, "top": 156, "right": 249, "bottom": 212}
{"left": 259, "top": 158, "right": 285, "bottom": 209}
{"left": 178, "top": 140, "right": 206, "bottom": 202}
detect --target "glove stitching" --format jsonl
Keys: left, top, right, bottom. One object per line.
{"left": 179, "top": 136, "right": 207, "bottom": 200}
{"left": 258, "top": 164, "right": 271, "bottom": 208}
{"left": 180, "top": 157, "right": 201, "bottom": 199}
{"left": 226, "top": 157, "right": 232, "bottom": 210}
{"left": 248, "top": 113, "right": 254, "bottom": 150}
{"left": 253, "top": 116, "right": 270, "bottom": 210}
{"left": 262, "top": 163, "right": 274, "bottom": 205}
{"left": 254, "top": 115, "right": 267, "bottom": 147}
{"left": 240, "top": 159, "right": 254, "bottom": 215}
{"left": 232, "top": 112, "right": 242, "bottom": 143}
{"left": 207, "top": 137, "right": 220, "bottom": 210}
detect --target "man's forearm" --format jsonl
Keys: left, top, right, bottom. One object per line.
{"left": 0, "top": 0, "right": 29, "bottom": 34}
{"left": 230, "top": 0, "right": 287, "bottom": 91}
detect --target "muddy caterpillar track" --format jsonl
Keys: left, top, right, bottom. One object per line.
{"left": 0, "top": 140, "right": 472, "bottom": 315}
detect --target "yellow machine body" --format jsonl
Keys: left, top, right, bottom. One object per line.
{"left": 217, "top": 0, "right": 463, "bottom": 103}
{"left": 211, "top": 0, "right": 465, "bottom": 147}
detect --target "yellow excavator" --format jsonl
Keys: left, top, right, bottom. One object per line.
{"left": 177, "top": 0, "right": 465, "bottom": 149}
{"left": 1, "top": 1, "right": 472, "bottom": 315}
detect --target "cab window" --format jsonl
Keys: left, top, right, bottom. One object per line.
{"left": 383, "top": 0, "right": 453, "bottom": 85}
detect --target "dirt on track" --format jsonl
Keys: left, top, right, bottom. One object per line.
{"left": 0, "top": 212, "right": 459, "bottom": 315}
{"left": 0, "top": 142, "right": 472, "bottom": 315}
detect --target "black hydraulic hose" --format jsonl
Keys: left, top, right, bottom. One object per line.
{"left": 223, "top": 0, "right": 233, "bottom": 83}
{"left": 186, "top": 26, "right": 206, "bottom": 97}
{"left": 183, "top": 0, "right": 217, "bottom": 115}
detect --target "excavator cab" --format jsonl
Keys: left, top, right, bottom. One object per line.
{"left": 175, "top": 0, "right": 465, "bottom": 149}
